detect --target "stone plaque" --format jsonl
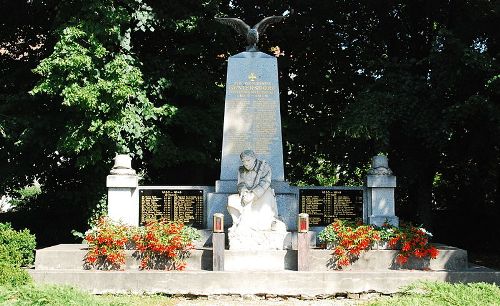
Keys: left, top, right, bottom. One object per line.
{"left": 299, "top": 189, "right": 363, "bottom": 226}
{"left": 220, "top": 51, "right": 285, "bottom": 181}
{"left": 139, "top": 189, "right": 204, "bottom": 228}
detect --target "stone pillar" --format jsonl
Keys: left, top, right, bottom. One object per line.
{"left": 297, "top": 213, "right": 310, "bottom": 271}
{"left": 106, "top": 154, "right": 139, "bottom": 226}
{"left": 212, "top": 212, "right": 225, "bottom": 271}
{"left": 365, "top": 155, "right": 399, "bottom": 227}
{"left": 212, "top": 232, "right": 225, "bottom": 271}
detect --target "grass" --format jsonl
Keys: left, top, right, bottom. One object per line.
{"left": 368, "top": 282, "right": 500, "bottom": 306}
{"left": 0, "top": 284, "right": 177, "bottom": 306}
{"left": 0, "top": 281, "right": 498, "bottom": 305}
{"left": 0, "top": 284, "right": 121, "bottom": 306}
{"left": 96, "top": 294, "right": 176, "bottom": 306}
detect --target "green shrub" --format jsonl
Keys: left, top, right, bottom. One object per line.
{"left": 0, "top": 263, "right": 32, "bottom": 286}
{"left": 0, "top": 222, "right": 36, "bottom": 267}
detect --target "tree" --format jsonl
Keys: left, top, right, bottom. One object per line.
{"left": 1, "top": 0, "right": 498, "bottom": 252}
{"left": 30, "top": 0, "right": 176, "bottom": 167}
{"left": 339, "top": 1, "right": 500, "bottom": 234}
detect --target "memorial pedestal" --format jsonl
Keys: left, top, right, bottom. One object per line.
{"left": 365, "top": 156, "right": 399, "bottom": 227}
{"left": 228, "top": 228, "right": 288, "bottom": 250}
{"left": 107, "top": 175, "right": 139, "bottom": 226}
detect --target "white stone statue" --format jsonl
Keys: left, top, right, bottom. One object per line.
{"left": 227, "top": 150, "right": 287, "bottom": 250}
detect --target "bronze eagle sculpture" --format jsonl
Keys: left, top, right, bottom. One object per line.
{"left": 215, "top": 15, "right": 288, "bottom": 52}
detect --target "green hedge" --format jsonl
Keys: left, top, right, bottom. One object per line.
{"left": 0, "top": 222, "right": 36, "bottom": 267}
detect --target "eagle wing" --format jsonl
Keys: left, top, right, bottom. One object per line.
{"left": 253, "top": 16, "right": 286, "bottom": 34}
{"left": 215, "top": 18, "right": 251, "bottom": 36}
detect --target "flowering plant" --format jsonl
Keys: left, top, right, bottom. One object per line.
{"left": 319, "top": 219, "right": 379, "bottom": 268}
{"left": 83, "top": 217, "right": 200, "bottom": 271}
{"left": 387, "top": 222, "right": 439, "bottom": 265}
{"left": 132, "top": 219, "right": 200, "bottom": 270}
{"left": 84, "top": 216, "right": 130, "bottom": 270}
{"left": 319, "top": 220, "right": 439, "bottom": 269}
{"left": 375, "top": 222, "right": 397, "bottom": 242}
{"left": 317, "top": 222, "right": 338, "bottom": 247}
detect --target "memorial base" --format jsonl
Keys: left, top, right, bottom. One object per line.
{"left": 368, "top": 215, "right": 399, "bottom": 227}
{"left": 228, "top": 227, "right": 288, "bottom": 250}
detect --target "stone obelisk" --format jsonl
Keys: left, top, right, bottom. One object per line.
{"left": 219, "top": 51, "right": 285, "bottom": 182}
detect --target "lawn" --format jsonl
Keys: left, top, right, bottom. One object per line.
{"left": 368, "top": 282, "right": 500, "bottom": 306}
{"left": 0, "top": 281, "right": 498, "bottom": 305}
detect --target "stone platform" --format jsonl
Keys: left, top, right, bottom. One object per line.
{"left": 30, "top": 243, "right": 500, "bottom": 294}
{"left": 29, "top": 267, "right": 499, "bottom": 295}
{"left": 34, "top": 243, "right": 469, "bottom": 272}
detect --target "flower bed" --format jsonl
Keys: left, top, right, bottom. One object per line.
{"left": 133, "top": 219, "right": 199, "bottom": 270}
{"left": 84, "top": 217, "right": 199, "bottom": 270}
{"left": 318, "top": 220, "right": 439, "bottom": 269}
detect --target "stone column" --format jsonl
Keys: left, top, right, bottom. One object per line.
{"left": 297, "top": 213, "right": 310, "bottom": 271}
{"left": 106, "top": 154, "right": 139, "bottom": 226}
{"left": 365, "top": 155, "right": 399, "bottom": 227}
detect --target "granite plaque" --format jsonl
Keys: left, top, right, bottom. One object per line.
{"left": 139, "top": 189, "right": 204, "bottom": 228}
{"left": 299, "top": 189, "right": 363, "bottom": 226}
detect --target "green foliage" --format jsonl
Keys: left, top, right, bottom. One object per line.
{"left": 317, "top": 223, "right": 338, "bottom": 245}
{"left": 1, "top": 0, "right": 499, "bottom": 253}
{"left": 0, "top": 223, "right": 35, "bottom": 288}
{"left": 0, "top": 223, "right": 36, "bottom": 267}
{"left": 30, "top": 20, "right": 176, "bottom": 167}
{"left": 369, "top": 281, "right": 500, "bottom": 306}
{"left": 0, "top": 264, "right": 32, "bottom": 287}
{"left": 8, "top": 183, "right": 42, "bottom": 209}
{"left": 86, "top": 195, "right": 108, "bottom": 228}
{"left": 71, "top": 195, "right": 108, "bottom": 242}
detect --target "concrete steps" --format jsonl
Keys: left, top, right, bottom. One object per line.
{"left": 30, "top": 244, "right": 500, "bottom": 294}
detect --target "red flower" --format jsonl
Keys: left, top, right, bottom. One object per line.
{"left": 428, "top": 246, "right": 439, "bottom": 259}
{"left": 338, "top": 258, "right": 350, "bottom": 267}
{"left": 413, "top": 249, "right": 426, "bottom": 258}
{"left": 388, "top": 237, "right": 399, "bottom": 247}
{"left": 396, "top": 254, "right": 408, "bottom": 265}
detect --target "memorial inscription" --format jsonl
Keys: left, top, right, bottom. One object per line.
{"left": 224, "top": 78, "right": 279, "bottom": 156}
{"left": 299, "top": 189, "right": 363, "bottom": 226}
{"left": 219, "top": 53, "right": 285, "bottom": 181}
{"left": 139, "top": 189, "right": 204, "bottom": 228}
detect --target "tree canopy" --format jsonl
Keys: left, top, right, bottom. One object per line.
{"left": 1, "top": 0, "right": 499, "bottom": 250}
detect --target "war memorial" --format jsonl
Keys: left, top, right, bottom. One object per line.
{"left": 29, "top": 15, "right": 499, "bottom": 296}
